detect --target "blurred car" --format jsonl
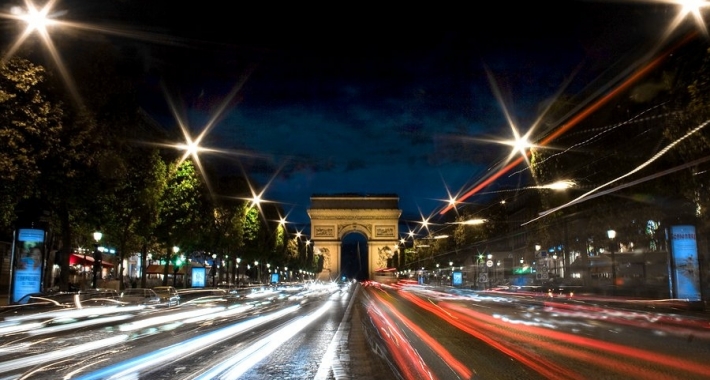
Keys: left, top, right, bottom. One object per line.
{"left": 177, "top": 288, "right": 231, "bottom": 305}
{"left": 78, "top": 288, "right": 120, "bottom": 301}
{"left": 119, "top": 288, "right": 161, "bottom": 306}
{"left": 216, "top": 282, "right": 239, "bottom": 293}
{"left": 14, "top": 292, "right": 78, "bottom": 306}
{"left": 152, "top": 286, "right": 180, "bottom": 307}
{"left": 9, "top": 288, "right": 119, "bottom": 307}
{"left": 1, "top": 291, "right": 83, "bottom": 318}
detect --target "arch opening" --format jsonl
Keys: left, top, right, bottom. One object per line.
{"left": 341, "top": 233, "right": 368, "bottom": 281}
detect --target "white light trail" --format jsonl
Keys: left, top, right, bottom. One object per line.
{"left": 525, "top": 119, "right": 710, "bottom": 225}
{"left": 75, "top": 305, "right": 301, "bottom": 380}
{"left": 0, "top": 335, "right": 128, "bottom": 373}
{"left": 198, "top": 301, "right": 334, "bottom": 380}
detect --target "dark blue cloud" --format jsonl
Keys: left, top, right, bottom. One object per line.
{"left": 41, "top": 0, "right": 673, "bottom": 232}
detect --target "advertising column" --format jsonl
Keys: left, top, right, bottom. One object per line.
{"left": 668, "top": 225, "right": 701, "bottom": 302}
{"left": 10, "top": 228, "right": 46, "bottom": 304}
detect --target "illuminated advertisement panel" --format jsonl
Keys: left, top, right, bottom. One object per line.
{"left": 270, "top": 273, "right": 280, "bottom": 284}
{"left": 452, "top": 271, "right": 463, "bottom": 286}
{"left": 12, "top": 228, "right": 45, "bottom": 303}
{"left": 192, "top": 267, "right": 206, "bottom": 288}
{"left": 669, "top": 225, "right": 701, "bottom": 301}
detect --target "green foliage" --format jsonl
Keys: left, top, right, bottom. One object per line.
{"left": 243, "top": 206, "right": 260, "bottom": 244}
{"left": 0, "top": 56, "right": 63, "bottom": 227}
{"left": 156, "top": 159, "right": 208, "bottom": 249}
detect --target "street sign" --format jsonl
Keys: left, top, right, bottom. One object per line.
{"left": 486, "top": 260, "right": 493, "bottom": 267}
{"left": 479, "top": 273, "right": 488, "bottom": 282}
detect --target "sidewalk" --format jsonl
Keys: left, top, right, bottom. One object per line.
{"left": 343, "top": 285, "right": 397, "bottom": 379}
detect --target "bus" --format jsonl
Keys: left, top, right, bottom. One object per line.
{"left": 372, "top": 268, "right": 398, "bottom": 285}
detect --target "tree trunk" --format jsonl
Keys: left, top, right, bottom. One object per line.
{"left": 162, "top": 245, "right": 171, "bottom": 286}
{"left": 140, "top": 243, "right": 147, "bottom": 288}
{"left": 58, "top": 200, "right": 73, "bottom": 292}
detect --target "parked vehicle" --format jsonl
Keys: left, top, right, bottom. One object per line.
{"left": 13, "top": 288, "right": 119, "bottom": 306}
{"left": 152, "top": 286, "right": 180, "bottom": 307}
{"left": 119, "top": 288, "right": 161, "bottom": 306}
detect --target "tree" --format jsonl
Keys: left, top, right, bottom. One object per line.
{"left": 155, "top": 159, "right": 209, "bottom": 285}
{"left": 102, "top": 148, "right": 167, "bottom": 289}
{"left": 0, "top": 56, "right": 63, "bottom": 229}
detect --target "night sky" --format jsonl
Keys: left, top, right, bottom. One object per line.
{"left": 2, "top": 1, "right": 684, "bottom": 234}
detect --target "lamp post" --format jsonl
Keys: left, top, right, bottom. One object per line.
{"left": 211, "top": 253, "right": 217, "bottom": 287}
{"left": 399, "top": 238, "right": 406, "bottom": 268}
{"left": 92, "top": 231, "right": 102, "bottom": 289}
{"left": 266, "top": 263, "right": 271, "bottom": 283}
{"left": 83, "top": 249, "right": 88, "bottom": 282}
{"left": 496, "top": 260, "right": 501, "bottom": 283}
{"left": 255, "top": 260, "right": 260, "bottom": 284}
{"left": 552, "top": 253, "right": 558, "bottom": 277}
{"left": 224, "top": 255, "right": 229, "bottom": 285}
{"left": 172, "top": 246, "right": 180, "bottom": 287}
{"left": 236, "top": 257, "right": 241, "bottom": 287}
{"left": 607, "top": 229, "right": 617, "bottom": 290}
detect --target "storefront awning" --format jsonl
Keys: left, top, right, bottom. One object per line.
{"left": 70, "top": 253, "right": 114, "bottom": 267}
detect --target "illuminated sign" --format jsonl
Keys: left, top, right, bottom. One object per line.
{"left": 669, "top": 225, "right": 701, "bottom": 301}
{"left": 191, "top": 267, "right": 206, "bottom": 288}
{"left": 270, "top": 273, "right": 280, "bottom": 284}
{"left": 452, "top": 271, "right": 463, "bottom": 286}
{"left": 12, "top": 228, "right": 45, "bottom": 303}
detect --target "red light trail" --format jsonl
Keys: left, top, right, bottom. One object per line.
{"left": 440, "top": 31, "right": 698, "bottom": 216}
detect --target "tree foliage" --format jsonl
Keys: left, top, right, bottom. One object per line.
{"left": 0, "top": 57, "right": 63, "bottom": 228}
{"left": 155, "top": 159, "right": 208, "bottom": 284}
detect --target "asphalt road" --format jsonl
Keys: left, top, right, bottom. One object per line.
{"left": 1, "top": 283, "right": 709, "bottom": 379}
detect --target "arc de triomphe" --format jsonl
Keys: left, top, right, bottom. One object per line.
{"left": 307, "top": 194, "right": 401, "bottom": 281}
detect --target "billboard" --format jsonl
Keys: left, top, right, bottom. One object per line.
{"left": 270, "top": 273, "right": 280, "bottom": 284}
{"left": 669, "top": 225, "right": 701, "bottom": 301}
{"left": 192, "top": 267, "right": 206, "bottom": 288}
{"left": 452, "top": 271, "right": 463, "bottom": 286}
{"left": 11, "top": 228, "right": 45, "bottom": 303}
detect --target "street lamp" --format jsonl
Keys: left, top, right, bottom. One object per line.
{"left": 172, "top": 246, "right": 180, "bottom": 286}
{"left": 224, "top": 254, "right": 229, "bottom": 285}
{"left": 92, "top": 231, "right": 102, "bottom": 289}
{"left": 255, "top": 260, "right": 260, "bottom": 284}
{"left": 266, "top": 263, "right": 271, "bottom": 283}
{"left": 236, "top": 257, "right": 241, "bottom": 287}
{"left": 552, "top": 253, "right": 558, "bottom": 277}
{"left": 607, "top": 229, "right": 617, "bottom": 289}
{"left": 449, "top": 261, "right": 453, "bottom": 284}
{"left": 211, "top": 253, "right": 217, "bottom": 287}
{"left": 399, "top": 237, "right": 407, "bottom": 268}
{"left": 496, "top": 260, "right": 501, "bottom": 283}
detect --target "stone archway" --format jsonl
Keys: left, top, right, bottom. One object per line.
{"left": 307, "top": 195, "right": 401, "bottom": 281}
